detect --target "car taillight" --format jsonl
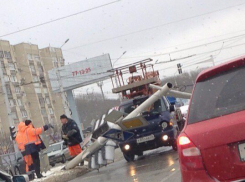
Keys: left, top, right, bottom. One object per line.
{"left": 178, "top": 133, "right": 204, "bottom": 171}
{"left": 179, "top": 136, "right": 191, "bottom": 145}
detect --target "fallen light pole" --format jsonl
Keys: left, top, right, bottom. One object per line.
{"left": 65, "top": 82, "right": 190, "bottom": 170}
{"left": 149, "top": 84, "right": 191, "bottom": 99}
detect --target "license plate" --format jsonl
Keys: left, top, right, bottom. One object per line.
{"left": 136, "top": 134, "right": 155, "bottom": 144}
{"left": 238, "top": 143, "right": 245, "bottom": 161}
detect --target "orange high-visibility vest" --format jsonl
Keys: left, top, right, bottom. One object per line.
{"left": 15, "top": 122, "right": 27, "bottom": 151}
{"left": 24, "top": 124, "right": 44, "bottom": 146}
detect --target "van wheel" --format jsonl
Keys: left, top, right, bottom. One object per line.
{"left": 61, "top": 155, "right": 66, "bottom": 163}
{"left": 123, "top": 153, "right": 135, "bottom": 162}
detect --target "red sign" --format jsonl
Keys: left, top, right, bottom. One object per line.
{"left": 72, "top": 67, "right": 91, "bottom": 77}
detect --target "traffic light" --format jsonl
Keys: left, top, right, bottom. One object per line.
{"left": 40, "top": 76, "right": 45, "bottom": 83}
{"left": 9, "top": 126, "right": 16, "bottom": 141}
{"left": 177, "top": 63, "right": 182, "bottom": 74}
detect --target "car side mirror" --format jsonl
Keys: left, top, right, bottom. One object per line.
{"left": 13, "top": 175, "right": 28, "bottom": 182}
{"left": 170, "top": 105, "right": 175, "bottom": 112}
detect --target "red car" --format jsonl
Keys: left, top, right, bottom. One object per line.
{"left": 178, "top": 56, "right": 245, "bottom": 182}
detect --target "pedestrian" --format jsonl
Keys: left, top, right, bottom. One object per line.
{"left": 15, "top": 122, "right": 35, "bottom": 180}
{"left": 60, "top": 115, "right": 83, "bottom": 158}
{"left": 23, "top": 120, "right": 52, "bottom": 179}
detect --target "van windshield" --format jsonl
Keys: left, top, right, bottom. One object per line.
{"left": 188, "top": 66, "right": 245, "bottom": 124}
{"left": 119, "top": 98, "right": 167, "bottom": 115}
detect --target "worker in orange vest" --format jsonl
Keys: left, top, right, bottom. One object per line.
{"left": 15, "top": 122, "right": 34, "bottom": 178}
{"left": 23, "top": 120, "right": 52, "bottom": 179}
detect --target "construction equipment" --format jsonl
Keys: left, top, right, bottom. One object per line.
{"left": 65, "top": 58, "right": 191, "bottom": 169}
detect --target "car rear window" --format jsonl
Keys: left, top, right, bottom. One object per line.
{"left": 188, "top": 66, "right": 245, "bottom": 124}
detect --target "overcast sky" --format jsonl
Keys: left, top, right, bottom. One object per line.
{"left": 1, "top": 0, "right": 245, "bottom": 98}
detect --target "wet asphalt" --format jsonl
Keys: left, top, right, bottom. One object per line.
{"left": 69, "top": 147, "right": 181, "bottom": 182}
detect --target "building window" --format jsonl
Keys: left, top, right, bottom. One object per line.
{"left": 21, "top": 110, "right": 28, "bottom": 117}
{"left": 6, "top": 86, "right": 11, "bottom": 95}
{"left": 12, "top": 112, "right": 17, "bottom": 119}
{"left": 9, "top": 99, "right": 15, "bottom": 106}
{"left": 48, "top": 108, "right": 54, "bottom": 114}
{"left": 39, "top": 97, "right": 44, "bottom": 105}
{"left": 17, "top": 99, "right": 22, "bottom": 106}
{"left": 10, "top": 76, "right": 17, "bottom": 82}
{"left": 52, "top": 58, "right": 58, "bottom": 68}
{"left": 4, "top": 75, "right": 9, "bottom": 82}
{"left": 43, "top": 88, "right": 48, "bottom": 94}
{"left": 15, "top": 87, "right": 21, "bottom": 93}
{"left": 46, "top": 97, "right": 50, "bottom": 105}
{"left": 41, "top": 109, "right": 47, "bottom": 115}
{"left": 8, "top": 63, "right": 15, "bottom": 71}
{"left": 34, "top": 83, "right": 40, "bottom": 88}
{"left": 29, "top": 65, "right": 36, "bottom": 74}
{"left": 0, "top": 51, "right": 4, "bottom": 58}
{"left": 35, "top": 88, "right": 41, "bottom": 93}
{"left": 33, "top": 76, "right": 39, "bottom": 82}
{"left": 38, "top": 66, "right": 44, "bottom": 73}
{"left": 27, "top": 54, "right": 32, "bottom": 60}
{"left": 0, "top": 60, "right": 4, "bottom": 67}
{"left": 4, "top": 51, "right": 11, "bottom": 59}
{"left": 34, "top": 55, "right": 40, "bottom": 62}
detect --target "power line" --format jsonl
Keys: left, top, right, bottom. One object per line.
{"left": 65, "top": 2, "right": 245, "bottom": 50}
{"left": 0, "top": 0, "right": 121, "bottom": 38}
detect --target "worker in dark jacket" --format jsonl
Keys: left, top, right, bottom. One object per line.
{"left": 24, "top": 120, "right": 52, "bottom": 179}
{"left": 60, "top": 115, "right": 83, "bottom": 157}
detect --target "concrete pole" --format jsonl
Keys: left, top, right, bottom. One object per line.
{"left": 55, "top": 68, "right": 71, "bottom": 117}
{"left": 149, "top": 84, "right": 191, "bottom": 99}
{"left": 97, "top": 81, "right": 105, "bottom": 101}
{"left": 66, "top": 90, "right": 84, "bottom": 139}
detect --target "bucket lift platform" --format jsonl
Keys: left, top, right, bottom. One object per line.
{"left": 108, "top": 58, "right": 160, "bottom": 99}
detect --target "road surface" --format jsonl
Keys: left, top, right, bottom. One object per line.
{"left": 70, "top": 147, "right": 181, "bottom": 182}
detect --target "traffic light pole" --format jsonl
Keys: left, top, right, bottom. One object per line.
{"left": 0, "top": 61, "right": 18, "bottom": 153}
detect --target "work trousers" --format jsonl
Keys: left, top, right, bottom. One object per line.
{"left": 30, "top": 152, "right": 41, "bottom": 177}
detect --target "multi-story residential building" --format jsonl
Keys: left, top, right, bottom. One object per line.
{"left": 0, "top": 40, "right": 67, "bottom": 138}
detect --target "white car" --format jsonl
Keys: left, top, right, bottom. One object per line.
{"left": 46, "top": 141, "right": 71, "bottom": 167}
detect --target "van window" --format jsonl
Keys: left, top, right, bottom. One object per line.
{"left": 188, "top": 66, "right": 245, "bottom": 124}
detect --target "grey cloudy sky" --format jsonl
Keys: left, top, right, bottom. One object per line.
{"left": 1, "top": 0, "right": 245, "bottom": 98}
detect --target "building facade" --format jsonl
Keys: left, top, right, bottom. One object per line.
{"left": 0, "top": 40, "right": 67, "bottom": 138}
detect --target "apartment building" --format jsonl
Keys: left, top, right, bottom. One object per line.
{"left": 0, "top": 40, "right": 66, "bottom": 136}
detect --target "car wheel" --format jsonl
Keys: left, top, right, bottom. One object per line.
{"left": 172, "top": 140, "right": 178, "bottom": 151}
{"left": 50, "top": 163, "right": 55, "bottom": 167}
{"left": 123, "top": 153, "right": 135, "bottom": 162}
{"left": 61, "top": 155, "right": 66, "bottom": 163}
{"left": 14, "top": 166, "right": 20, "bottom": 175}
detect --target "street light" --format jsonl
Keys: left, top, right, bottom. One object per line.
{"left": 113, "top": 51, "right": 127, "bottom": 67}
{"left": 60, "top": 39, "right": 70, "bottom": 48}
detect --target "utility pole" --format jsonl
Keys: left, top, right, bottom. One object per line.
{"left": 112, "top": 51, "right": 127, "bottom": 103}
{"left": 97, "top": 81, "right": 105, "bottom": 101}
{"left": 55, "top": 68, "right": 71, "bottom": 117}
